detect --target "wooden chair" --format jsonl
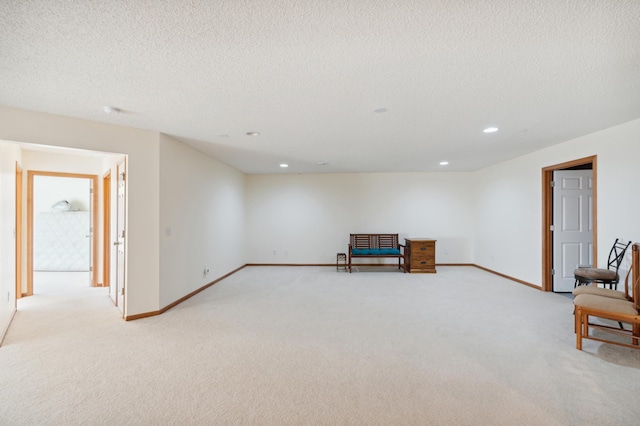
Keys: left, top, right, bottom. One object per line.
{"left": 574, "top": 243, "right": 640, "bottom": 351}
{"left": 574, "top": 238, "right": 631, "bottom": 289}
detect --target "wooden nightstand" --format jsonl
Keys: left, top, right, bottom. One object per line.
{"left": 405, "top": 238, "right": 436, "bottom": 273}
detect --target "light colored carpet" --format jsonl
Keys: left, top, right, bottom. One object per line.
{"left": 1, "top": 266, "right": 639, "bottom": 425}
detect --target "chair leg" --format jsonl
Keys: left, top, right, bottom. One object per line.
{"left": 576, "top": 307, "right": 583, "bottom": 350}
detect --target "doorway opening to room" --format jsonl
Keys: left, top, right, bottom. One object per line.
{"left": 541, "top": 156, "right": 597, "bottom": 292}
{"left": 9, "top": 145, "right": 129, "bottom": 335}
{"left": 26, "top": 171, "right": 99, "bottom": 295}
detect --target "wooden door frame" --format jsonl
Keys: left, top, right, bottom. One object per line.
{"left": 103, "top": 170, "right": 111, "bottom": 289}
{"left": 541, "top": 155, "right": 597, "bottom": 292}
{"left": 26, "top": 170, "right": 99, "bottom": 295}
{"left": 15, "top": 162, "right": 23, "bottom": 299}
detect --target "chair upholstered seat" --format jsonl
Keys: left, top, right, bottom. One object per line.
{"left": 574, "top": 267, "right": 618, "bottom": 281}
{"left": 574, "top": 294, "right": 638, "bottom": 316}
{"left": 572, "top": 285, "right": 627, "bottom": 300}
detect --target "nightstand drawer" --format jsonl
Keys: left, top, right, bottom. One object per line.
{"left": 411, "top": 258, "right": 434, "bottom": 268}
{"left": 411, "top": 253, "right": 434, "bottom": 263}
{"left": 412, "top": 242, "right": 434, "bottom": 251}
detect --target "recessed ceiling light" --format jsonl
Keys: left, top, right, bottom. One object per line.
{"left": 439, "top": 161, "right": 449, "bottom": 166}
{"left": 280, "top": 163, "right": 288, "bottom": 168}
{"left": 374, "top": 108, "right": 388, "bottom": 113}
{"left": 103, "top": 105, "right": 120, "bottom": 114}
{"left": 483, "top": 127, "right": 499, "bottom": 133}
{"left": 317, "top": 162, "right": 329, "bottom": 166}
{"left": 246, "top": 131, "right": 260, "bottom": 136}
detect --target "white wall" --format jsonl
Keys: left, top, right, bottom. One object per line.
{"left": 159, "top": 134, "right": 246, "bottom": 307}
{"left": 33, "top": 176, "right": 91, "bottom": 213}
{"left": 0, "top": 106, "right": 160, "bottom": 317}
{"left": 473, "top": 118, "right": 640, "bottom": 286}
{"left": 0, "top": 141, "right": 21, "bottom": 339}
{"left": 246, "top": 172, "right": 474, "bottom": 264}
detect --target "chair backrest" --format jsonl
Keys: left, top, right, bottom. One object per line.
{"left": 607, "top": 238, "right": 632, "bottom": 272}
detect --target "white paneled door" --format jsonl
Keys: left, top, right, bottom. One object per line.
{"left": 113, "top": 160, "right": 126, "bottom": 315}
{"left": 552, "top": 170, "right": 593, "bottom": 292}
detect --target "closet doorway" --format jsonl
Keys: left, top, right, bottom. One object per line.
{"left": 26, "top": 171, "right": 99, "bottom": 296}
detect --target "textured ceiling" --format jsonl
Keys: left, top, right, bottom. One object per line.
{"left": 1, "top": 1, "right": 640, "bottom": 174}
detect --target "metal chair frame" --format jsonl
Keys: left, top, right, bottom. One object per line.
{"left": 574, "top": 238, "right": 632, "bottom": 290}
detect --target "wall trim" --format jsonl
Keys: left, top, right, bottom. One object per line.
{"left": 0, "top": 308, "right": 18, "bottom": 348}
{"left": 246, "top": 263, "right": 333, "bottom": 267}
{"left": 247, "top": 262, "right": 476, "bottom": 267}
{"left": 472, "top": 264, "right": 541, "bottom": 290}
{"left": 125, "top": 265, "right": 247, "bottom": 321}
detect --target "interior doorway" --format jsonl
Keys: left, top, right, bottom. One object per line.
{"left": 26, "top": 171, "right": 99, "bottom": 296}
{"left": 541, "top": 156, "right": 597, "bottom": 292}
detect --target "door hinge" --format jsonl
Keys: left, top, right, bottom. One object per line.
{"left": 550, "top": 225, "right": 555, "bottom": 231}
{"left": 120, "top": 287, "right": 125, "bottom": 296}
{"left": 550, "top": 181, "right": 556, "bottom": 187}
{"left": 551, "top": 268, "right": 555, "bottom": 275}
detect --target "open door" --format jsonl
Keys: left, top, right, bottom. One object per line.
{"left": 15, "top": 162, "right": 23, "bottom": 299}
{"left": 103, "top": 171, "right": 111, "bottom": 288}
{"left": 88, "top": 178, "right": 95, "bottom": 287}
{"left": 552, "top": 169, "right": 593, "bottom": 292}
{"left": 112, "top": 159, "right": 126, "bottom": 316}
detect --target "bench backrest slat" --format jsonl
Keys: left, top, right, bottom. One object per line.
{"left": 378, "top": 234, "right": 398, "bottom": 248}
{"left": 352, "top": 234, "right": 371, "bottom": 248}
{"left": 350, "top": 233, "right": 399, "bottom": 249}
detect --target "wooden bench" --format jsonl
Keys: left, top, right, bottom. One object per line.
{"left": 348, "top": 233, "right": 406, "bottom": 273}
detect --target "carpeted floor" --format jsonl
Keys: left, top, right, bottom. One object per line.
{"left": 1, "top": 266, "right": 639, "bottom": 425}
